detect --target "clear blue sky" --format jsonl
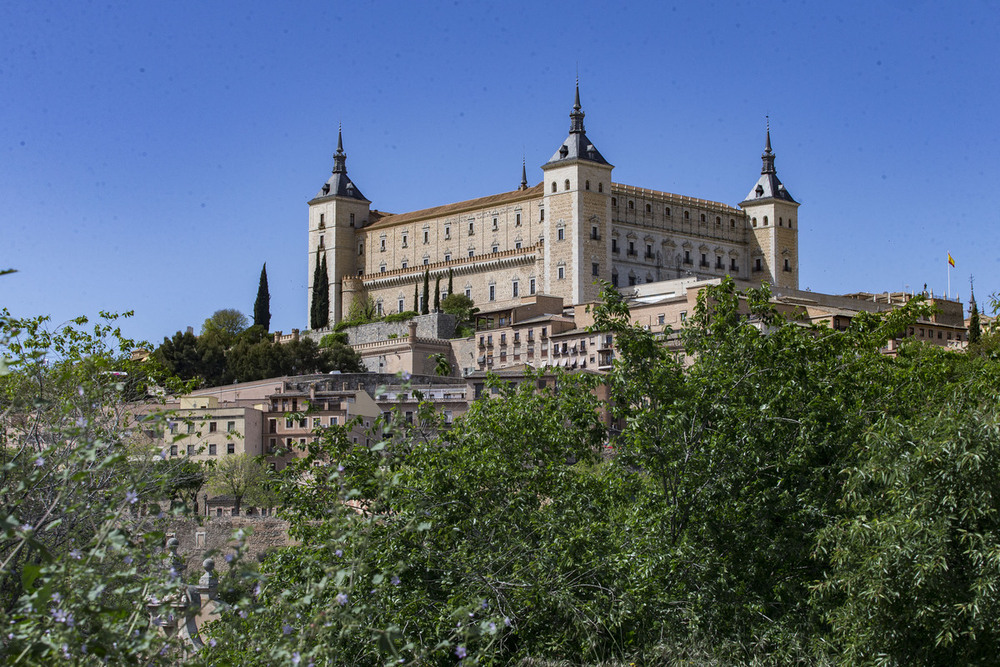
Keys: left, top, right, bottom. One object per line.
{"left": 3, "top": 1, "right": 997, "bottom": 346}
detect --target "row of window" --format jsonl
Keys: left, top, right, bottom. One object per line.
{"left": 750, "top": 215, "right": 794, "bottom": 228}
{"left": 169, "top": 442, "right": 236, "bottom": 456}
{"left": 169, "top": 420, "right": 237, "bottom": 435}
{"left": 550, "top": 180, "right": 605, "bottom": 193}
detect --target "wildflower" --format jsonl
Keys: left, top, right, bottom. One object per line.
{"left": 75, "top": 416, "right": 87, "bottom": 428}
{"left": 335, "top": 592, "right": 348, "bottom": 606}
{"left": 292, "top": 652, "right": 301, "bottom": 666}
{"left": 52, "top": 608, "right": 74, "bottom": 627}
{"left": 337, "top": 465, "right": 345, "bottom": 473}
{"left": 20, "top": 524, "right": 31, "bottom": 532}
{"left": 125, "top": 490, "right": 138, "bottom": 504}
{"left": 391, "top": 575, "right": 400, "bottom": 586}
{"left": 334, "top": 549, "right": 343, "bottom": 558}
{"left": 253, "top": 583, "right": 261, "bottom": 597}
{"left": 34, "top": 457, "right": 44, "bottom": 467}
{"left": 455, "top": 646, "right": 467, "bottom": 659}
{"left": 123, "top": 555, "right": 133, "bottom": 565}
{"left": 209, "top": 638, "right": 217, "bottom": 648}
{"left": 68, "top": 549, "right": 81, "bottom": 560}
{"left": 488, "top": 621, "right": 496, "bottom": 633}
{"left": 51, "top": 592, "right": 62, "bottom": 603}
{"left": 61, "top": 644, "right": 70, "bottom": 659}
{"left": 283, "top": 623, "right": 293, "bottom": 635}
{"left": 225, "top": 553, "right": 234, "bottom": 563}
{"left": 239, "top": 610, "right": 247, "bottom": 619}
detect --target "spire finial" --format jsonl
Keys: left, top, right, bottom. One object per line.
{"left": 569, "top": 79, "right": 585, "bottom": 133}
{"left": 332, "top": 125, "right": 347, "bottom": 174}
{"left": 520, "top": 155, "right": 528, "bottom": 190}
{"left": 760, "top": 117, "right": 776, "bottom": 175}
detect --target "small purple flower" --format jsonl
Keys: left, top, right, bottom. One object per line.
{"left": 125, "top": 490, "right": 138, "bottom": 504}
{"left": 253, "top": 583, "right": 261, "bottom": 597}
{"left": 488, "top": 621, "right": 496, "bottom": 633}
{"left": 391, "top": 575, "right": 400, "bottom": 586}
{"left": 61, "top": 644, "right": 70, "bottom": 659}
{"left": 209, "top": 638, "right": 217, "bottom": 648}
{"left": 291, "top": 652, "right": 301, "bottom": 665}
{"left": 52, "top": 592, "right": 62, "bottom": 603}
{"left": 454, "top": 645, "right": 467, "bottom": 659}
{"left": 52, "top": 608, "right": 74, "bottom": 627}
{"left": 123, "top": 555, "right": 133, "bottom": 565}
{"left": 334, "top": 549, "right": 343, "bottom": 558}
{"left": 401, "top": 371, "right": 411, "bottom": 381}
{"left": 282, "top": 623, "right": 293, "bottom": 635}
{"left": 68, "top": 549, "right": 81, "bottom": 560}
{"left": 335, "top": 592, "right": 348, "bottom": 606}
{"left": 33, "top": 457, "right": 44, "bottom": 467}
{"left": 20, "top": 523, "right": 31, "bottom": 532}
{"left": 75, "top": 416, "right": 87, "bottom": 428}
{"left": 337, "top": 465, "right": 344, "bottom": 473}
{"left": 225, "top": 553, "right": 234, "bottom": 563}
{"left": 238, "top": 609, "right": 247, "bottom": 619}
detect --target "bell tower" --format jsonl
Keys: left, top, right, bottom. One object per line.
{"left": 307, "top": 128, "right": 371, "bottom": 327}
{"left": 540, "top": 82, "right": 613, "bottom": 304}
{"left": 741, "top": 122, "right": 800, "bottom": 289}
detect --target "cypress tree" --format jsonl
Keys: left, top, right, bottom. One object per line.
{"left": 310, "top": 251, "right": 323, "bottom": 329}
{"left": 448, "top": 268, "right": 454, "bottom": 297}
{"left": 414, "top": 281, "right": 420, "bottom": 314}
{"left": 311, "top": 253, "right": 330, "bottom": 330}
{"left": 969, "top": 286, "right": 982, "bottom": 344}
{"left": 434, "top": 274, "right": 441, "bottom": 312}
{"left": 253, "top": 263, "right": 271, "bottom": 331}
{"left": 422, "top": 269, "right": 430, "bottom": 315}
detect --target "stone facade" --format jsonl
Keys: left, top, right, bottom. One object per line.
{"left": 307, "top": 86, "right": 800, "bottom": 327}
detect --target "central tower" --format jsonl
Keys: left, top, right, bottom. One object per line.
{"left": 541, "top": 83, "right": 613, "bottom": 305}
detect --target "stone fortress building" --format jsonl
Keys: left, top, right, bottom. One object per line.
{"left": 306, "top": 84, "right": 800, "bottom": 325}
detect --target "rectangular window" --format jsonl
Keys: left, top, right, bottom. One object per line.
{"left": 529, "top": 278, "right": 536, "bottom": 294}
{"left": 186, "top": 423, "right": 194, "bottom": 434}
{"left": 445, "top": 226, "right": 451, "bottom": 239}
{"left": 540, "top": 208, "right": 545, "bottom": 221}
{"left": 468, "top": 221, "right": 475, "bottom": 235}
{"left": 268, "top": 419, "right": 276, "bottom": 433}
{"left": 612, "top": 239, "right": 618, "bottom": 253}
{"left": 330, "top": 416, "right": 338, "bottom": 426}
{"left": 492, "top": 217, "right": 498, "bottom": 230}
{"left": 444, "top": 253, "right": 451, "bottom": 262}
{"left": 187, "top": 444, "right": 195, "bottom": 455}
{"left": 170, "top": 445, "right": 177, "bottom": 456}
{"left": 489, "top": 285, "right": 496, "bottom": 301}
{"left": 516, "top": 213, "right": 521, "bottom": 226}
{"left": 512, "top": 281, "right": 519, "bottom": 297}
{"left": 398, "top": 298, "right": 404, "bottom": 312}
{"left": 380, "top": 238, "right": 386, "bottom": 251}
{"left": 423, "top": 230, "right": 429, "bottom": 244}
{"left": 319, "top": 213, "right": 325, "bottom": 226}
{"left": 313, "top": 417, "right": 321, "bottom": 427}
{"left": 209, "top": 422, "right": 217, "bottom": 433}
{"left": 558, "top": 266, "right": 565, "bottom": 280}
{"left": 468, "top": 249, "right": 474, "bottom": 258}
{"left": 491, "top": 244, "right": 499, "bottom": 253}
{"left": 515, "top": 240, "right": 522, "bottom": 249}
{"left": 226, "top": 421, "right": 235, "bottom": 432}
{"left": 465, "top": 287, "right": 472, "bottom": 298}
{"left": 401, "top": 260, "right": 408, "bottom": 269}
{"left": 349, "top": 213, "right": 355, "bottom": 226}
{"left": 592, "top": 262, "right": 599, "bottom": 277}
{"left": 658, "top": 314, "right": 665, "bottom": 325}
{"left": 286, "top": 418, "right": 293, "bottom": 428}
{"left": 401, "top": 234, "right": 408, "bottom": 248}
{"left": 423, "top": 257, "right": 429, "bottom": 265}
{"left": 557, "top": 228, "right": 565, "bottom": 241}
{"left": 591, "top": 226, "right": 599, "bottom": 240}
{"left": 358, "top": 243, "right": 364, "bottom": 255}
{"left": 318, "top": 235, "right": 324, "bottom": 247}
{"left": 227, "top": 442, "right": 235, "bottom": 454}
{"left": 209, "top": 443, "right": 217, "bottom": 455}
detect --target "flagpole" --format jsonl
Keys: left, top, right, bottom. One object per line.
{"left": 947, "top": 256, "right": 951, "bottom": 299}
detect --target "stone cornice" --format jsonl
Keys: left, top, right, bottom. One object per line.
{"left": 355, "top": 243, "right": 542, "bottom": 290}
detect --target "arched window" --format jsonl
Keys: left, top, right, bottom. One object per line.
{"left": 665, "top": 207, "right": 671, "bottom": 216}
{"left": 628, "top": 200, "right": 634, "bottom": 210}
{"left": 788, "top": 219, "right": 793, "bottom": 229}
{"left": 612, "top": 197, "right": 617, "bottom": 207}
{"left": 752, "top": 217, "right": 757, "bottom": 227}
{"left": 716, "top": 216, "right": 721, "bottom": 225}
{"left": 684, "top": 211, "right": 689, "bottom": 220}
{"left": 645, "top": 203, "right": 651, "bottom": 213}
{"left": 564, "top": 179, "right": 570, "bottom": 191}
{"left": 700, "top": 213, "right": 706, "bottom": 222}
{"left": 763, "top": 216, "right": 769, "bottom": 226}
{"left": 585, "top": 180, "right": 590, "bottom": 190}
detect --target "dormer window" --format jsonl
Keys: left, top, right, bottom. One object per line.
{"left": 559, "top": 145, "right": 568, "bottom": 158}
{"left": 756, "top": 184, "right": 764, "bottom": 196}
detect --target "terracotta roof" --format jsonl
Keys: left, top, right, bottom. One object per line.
{"left": 365, "top": 183, "right": 544, "bottom": 230}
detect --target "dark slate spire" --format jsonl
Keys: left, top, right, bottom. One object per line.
{"left": 569, "top": 79, "right": 585, "bottom": 134}
{"left": 741, "top": 119, "right": 796, "bottom": 205}
{"left": 519, "top": 156, "right": 528, "bottom": 190}
{"left": 544, "top": 81, "right": 611, "bottom": 168}
{"left": 332, "top": 124, "right": 347, "bottom": 174}
{"left": 313, "top": 125, "right": 367, "bottom": 201}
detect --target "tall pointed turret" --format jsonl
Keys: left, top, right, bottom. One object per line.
{"left": 544, "top": 81, "right": 610, "bottom": 167}
{"left": 743, "top": 120, "right": 795, "bottom": 204}
{"left": 519, "top": 156, "right": 528, "bottom": 190}
{"left": 315, "top": 126, "right": 366, "bottom": 201}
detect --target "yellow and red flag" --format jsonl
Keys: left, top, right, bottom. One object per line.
{"left": 948, "top": 252, "right": 955, "bottom": 268}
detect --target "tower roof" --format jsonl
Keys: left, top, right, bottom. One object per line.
{"left": 741, "top": 123, "right": 796, "bottom": 205}
{"left": 543, "top": 82, "right": 611, "bottom": 168}
{"left": 313, "top": 126, "right": 368, "bottom": 201}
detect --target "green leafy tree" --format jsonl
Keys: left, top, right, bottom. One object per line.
{"left": 447, "top": 267, "right": 454, "bottom": 296}
{"left": 253, "top": 263, "right": 271, "bottom": 331}
{"left": 206, "top": 453, "right": 269, "bottom": 516}
{"left": 154, "top": 329, "right": 201, "bottom": 382}
{"left": 0, "top": 310, "right": 192, "bottom": 663}
{"left": 430, "top": 352, "right": 450, "bottom": 377}
{"left": 969, "top": 288, "right": 982, "bottom": 344}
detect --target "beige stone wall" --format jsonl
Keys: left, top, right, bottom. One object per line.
{"left": 166, "top": 516, "right": 293, "bottom": 572}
